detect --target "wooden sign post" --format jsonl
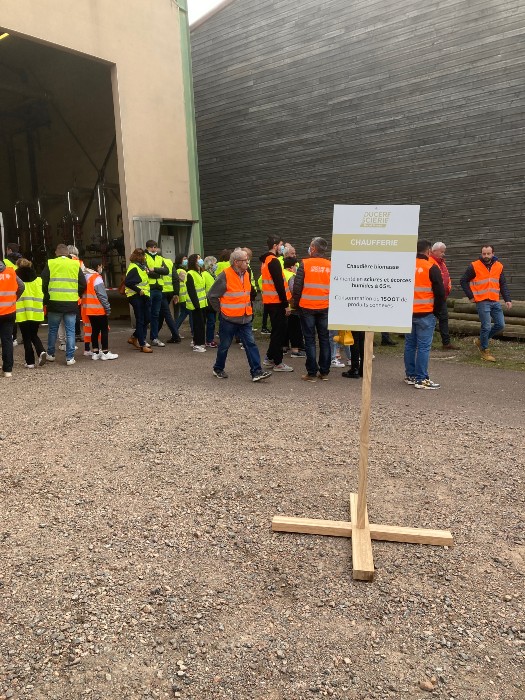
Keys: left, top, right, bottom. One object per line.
{"left": 272, "top": 205, "right": 453, "bottom": 581}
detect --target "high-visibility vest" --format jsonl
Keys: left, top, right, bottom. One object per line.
{"left": 16, "top": 277, "right": 44, "bottom": 322}
{"left": 125, "top": 263, "right": 150, "bottom": 297}
{"left": 202, "top": 269, "right": 216, "bottom": 294}
{"left": 283, "top": 268, "right": 295, "bottom": 298}
{"left": 0, "top": 266, "right": 18, "bottom": 316}
{"left": 186, "top": 270, "right": 207, "bottom": 310}
{"left": 261, "top": 254, "right": 288, "bottom": 304}
{"left": 220, "top": 266, "right": 253, "bottom": 318}
{"left": 3, "top": 258, "right": 16, "bottom": 270}
{"left": 162, "top": 258, "right": 174, "bottom": 293}
{"left": 216, "top": 261, "right": 230, "bottom": 276}
{"left": 47, "top": 257, "right": 80, "bottom": 303}
{"left": 144, "top": 252, "right": 165, "bottom": 288}
{"left": 299, "top": 258, "right": 331, "bottom": 309}
{"left": 177, "top": 268, "right": 188, "bottom": 303}
{"left": 470, "top": 259, "right": 503, "bottom": 302}
{"left": 413, "top": 259, "right": 435, "bottom": 313}
{"left": 81, "top": 273, "right": 106, "bottom": 317}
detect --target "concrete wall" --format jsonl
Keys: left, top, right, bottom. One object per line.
{"left": 191, "top": 0, "right": 525, "bottom": 298}
{"left": 2, "top": 0, "right": 198, "bottom": 256}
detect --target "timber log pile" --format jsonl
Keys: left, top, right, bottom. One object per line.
{"left": 447, "top": 299, "right": 525, "bottom": 339}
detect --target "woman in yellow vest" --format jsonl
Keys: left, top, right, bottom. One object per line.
{"left": 15, "top": 258, "right": 47, "bottom": 368}
{"left": 203, "top": 256, "right": 218, "bottom": 347}
{"left": 173, "top": 253, "right": 193, "bottom": 339}
{"left": 124, "top": 248, "right": 153, "bottom": 353}
{"left": 185, "top": 253, "right": 207, "bottom": 352}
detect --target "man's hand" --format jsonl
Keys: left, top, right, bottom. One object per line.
{"left": 505, "top": 301, "right": 512, "bottom": 310}
{"left": 173, "top": 295, "right": 179, "bottom": 304}
{"left": 285, "top": 306, "right": 292, "bottom": 316}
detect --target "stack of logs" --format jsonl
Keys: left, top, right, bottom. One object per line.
{"left": 447, "top": 299, "right": 525, "bottom": 339}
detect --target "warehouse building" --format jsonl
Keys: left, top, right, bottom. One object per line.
{"left": 191, "top": 0, "right": 525, "bottom": 298}
{"left": 1, "top": 0, "right": 202, "bottom": 286}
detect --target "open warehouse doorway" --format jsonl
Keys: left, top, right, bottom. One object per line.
{"left": 0, "top": 32, "right": 125, "bottom": 286}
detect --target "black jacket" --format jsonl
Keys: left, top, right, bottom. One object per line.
{"left": 460, "top": 256, "right": 511, "bottom": 302}
{"left": 259, "top": 251, "right": 288, "bottom": 306}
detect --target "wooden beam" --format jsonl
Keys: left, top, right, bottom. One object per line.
{"left": 356, "top": 331, "right": 374, "bottom": 528}
{"left": 350, "top": 492, "right": 375, "bottom": 581}
{"left": 271, "top": 515, "right": 454, "bottom": 547}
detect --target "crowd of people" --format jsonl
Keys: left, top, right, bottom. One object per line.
{"left": 0, "top": 236, "right": 512, "bottom": 386}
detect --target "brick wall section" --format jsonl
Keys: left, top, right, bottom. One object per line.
{"left": 191, "top": 0, "right": 525, "bottom": 297}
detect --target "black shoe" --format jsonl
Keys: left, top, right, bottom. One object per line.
{"left": 381, "top": 338, "right": 397, "bottom": 346}
{"left": 166, "top": 336, "right": 182, "bottom": 344}
{"left": 342, "top": 369, "right": 360, "bottom": 378}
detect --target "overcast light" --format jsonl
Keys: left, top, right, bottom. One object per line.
{"left": 187, "top": 0, "right": 224, "bottom": 24}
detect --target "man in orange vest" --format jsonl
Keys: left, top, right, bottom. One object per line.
{"left": 404, "top": 239, "right": 445, "bottom": 389}
{"left": 460, "top": 244, "right": 512, "bottom": 362}
{"left": 207, "top": 248, "right": 271, "bottom": 382}
{"left": 0, "top": 259, "right": 25, "bottom": 377}
{"left": 292, "top": 237, "right": 331, "bottom": 382}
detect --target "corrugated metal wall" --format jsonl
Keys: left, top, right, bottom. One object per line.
{"left": 191, "top": 0, "right": 525, "bottom": 297}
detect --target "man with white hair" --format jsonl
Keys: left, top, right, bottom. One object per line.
{"left": 430, "top": 241, "right": 457, "bottom": 350}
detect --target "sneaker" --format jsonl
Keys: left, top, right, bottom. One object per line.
{"left": 12, "top": 339, "right": 18, "bottom": 347}
{"left": 128, "top": 336, "right": 140, "bottom": 349}
{"left": 193, "top": 345, "right": 206, "bottom": 353}
{"left": 166, "top": 336, "right": 182, "bottom": 344}
{"left": 66, "top": 358, "right": 76, "bottom": 366}
{"left": 263, "top": 357, "right": 275, "bottom": 367}
{"left": 46, "top": 353, "right": 56, "bottom": 362}
{"left": 58, "top": 343, "right": 66, "bottom": 351}
{"left": 213, "top": 369, "right": 228, "bottom": 379}
{"left": 252, "top": 370, "right": 272, "bottom": 382}
{"left": 404, "top": 376, "right": 416, "bottom": 385}
{"left": 100, "top": 351, "right": 119, "bottom": 360}
{"left": 331, "top": 359, "right": 345, "bottom": 368}
{"left": 38, "top": 351, "right": 47, "bottom": 367}
{"left": 206, "top": 341, "right": 218, "bottom": 348}
{"left": 3, "top": 371, "right": 12, "bottom": 377}
{"left": 290, "top": 351, "right": 306, "bottom": 358}
{"left": 145, "top": 342, "right": 151, "bottom": 348}
{"left": 260, "top": 328, "right": 271, "bottom": 335}
{"left": 342, "top": 369, "right": 360, "bottom": 379}
{"left": 84, "top": 350, "right": 93, "bottom": 356}
{"left": 24, "top": 363, "right": 35, "bottom": 369}
{"left": 414, "top": 378, "right": 440, "bottom": 389}
{"left": 318, "top": 373, "right": 329, "bottom": 381}
{"left": 273, "top": 363, "right": 293, "bottom": 372}
{"left": 239, "top": 344, "right": 245, "bottom": 350}
{"left": 190, "top": 340, "right": 194, "bottom": 347}
{"left": 151, "top": 339, "right": 165, "bottom": 347}
{"left": 92, "top": 352, "right": 100, "bottom": 360}
{"left": 179, "top": 335, "right": 185, "bottom": 340}
{"left": 302, "top": 374, "right": 317, "bottom": 382}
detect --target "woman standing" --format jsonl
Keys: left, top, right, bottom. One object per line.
{"left": 185, "top": 253, "right": 207, "bottom": 352}
{"left": 15, "top": 258, "right": 47, "bottom": 368}
{"left": 82, "top": 259, "right": 118, "bottom": 360}
{"left": 125, "top": 248, "right": 153, "bottom": 353}
{"left": 203, "top": 255, "right": 218, "bottom": 348}
{"left": 173, "top": 253, "right": 192, "bottom": 338}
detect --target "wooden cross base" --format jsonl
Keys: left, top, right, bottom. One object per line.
{"left": 272, "top": 493, "right": 454, "bottom": 582}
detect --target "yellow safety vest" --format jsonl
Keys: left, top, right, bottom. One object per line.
{"left": 186, "top": 270, "right": 207, "bottom": 310}
{"left": 3, "top": 258, "right": 16, "bottom": 270}
{"left": 215, "top": 261, "right": 230, "bottom": 275}
{"left": 16, "top": 277, "right": 44, "bottom": 322}
{"left": 125, "top": 263, "right": 150, "bottom": 297}
{"left": 47, "top": 257, "right": 80, "bottom": 302}
{"left": 177, "top": 268, "right": 188, "bottom": 303}
{"left": 145, "top": 252, "right": 165, "bottom": 288}
{"left": 162, "top": 258, "right": 174, "bottom": 293}
{"left": 202, "top": 269, "right": 216, "bottom": 294}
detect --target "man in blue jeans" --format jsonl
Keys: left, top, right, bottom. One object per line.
{"left": 144, "top": 240, "right": 169, "bottom": 347}
{"left": 207, "top": 248, "right": 271, "bottom": 382}
{"left": 404, "top": 239, "right": 445, "bottom": 389}
{"left": 460, "top": 245, "right": 512, "bottom": 362}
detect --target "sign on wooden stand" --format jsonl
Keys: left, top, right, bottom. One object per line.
{"left": 272, "top": 204, "right": 453, "bottom": 581}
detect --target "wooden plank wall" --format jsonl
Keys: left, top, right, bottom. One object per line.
{"left": 191, "top": 0, "right": 525, "bottom": 298}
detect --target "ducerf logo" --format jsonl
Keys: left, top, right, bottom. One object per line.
{"left": 360, "top": 211, "right": 391, "bottom": 228}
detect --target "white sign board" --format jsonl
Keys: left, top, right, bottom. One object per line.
{"left": 328, "top": 205, "right": 420, "bottom": 332}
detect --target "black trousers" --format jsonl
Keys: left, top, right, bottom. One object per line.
{"left": 434, "top": 303, "right": 450, "bottom": 345}
{"left": 287, "top": 313, "right": 304, "bottom": 349}
{"left": 19, "top": 320, "right": 45, "bottom": 365}
{"left": 262, "top": 304, "right": 271, "bottom": 330}
{"left": 89, "top": 315, "right": 109, "bottom": 351}
{"left": 0, "top": 313, "right": 15, "bottom": 372}
{"left": 350, "top": 330, "right": 365, "bottom": 374}
{"left": 266, "top": 305, "right": 287, "bottom": 365}
{"left": 190, "top": 307, "right": 206, "bottom": 346}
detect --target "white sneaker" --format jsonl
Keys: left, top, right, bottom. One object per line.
{"left": 273, "top": 363, "right": 293, "bottom": 372}
{"left": 144, "top": 342, "right": 151, "bottom": 348}
{"left": 66, "top": 358, "right": 76, "bottom": 366}
{"left": 24, "top": 363, "right": 35, "bottom": 369}
{"left": 84, "top": 350, "right": 93, "bottom": 356}
{"left": 193, "top": 345, "right": 206, "bottom": 352}
{"left": 100, "top": 351, "right": 118, "bottom": 360}
{"left": 331, "top": 359, "right": 345, "bottom": 368}
{"left": 12, "top": 339, "right": 18, "bottom": 347}
{"left": 151, "top": 339, "right": 165, "bottom": 347}
{"left": 92, "top": 352, "right": 100, "bottom": 360}
{"left": 263, "top": 357, "right": 275, "bottom": 367}
{"left": 38, "top": 351, "right": 47, "bottom": 366}
{"left": 4, "top": 371, "right": 12, "bottom": 377}
{"left": 46, "top": 353, "right": 55, "bottom": 362}
{"left": 58, "top": 343, "right": 66, "bottom": 351}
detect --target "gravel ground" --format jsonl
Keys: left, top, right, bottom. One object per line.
{"left": 1, "top": 322, "right": 523, "bottom": 700}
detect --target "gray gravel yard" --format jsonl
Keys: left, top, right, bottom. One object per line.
{"left": 1, "top": 323, "right": 523, "bottom": 700}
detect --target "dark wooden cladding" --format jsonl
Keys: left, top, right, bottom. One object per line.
{"left": 191, "top": 0, "right": 525, "bottom": 297}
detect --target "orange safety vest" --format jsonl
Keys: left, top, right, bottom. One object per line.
{"left": 413, "top": 258, "right": 435, "bottom": 313}
{"left": 0, "top": 266, "right": 18, "bottom": 316}
{"left": 470, "top": 259, "right": 503, "bottom": 302}
{"left": 261, "top": 253, "right": 289, "bottom": 304}
{"left": 299, "top": 257, "right": 331, "bottom": 309}
{"left": 81, "top": 273, "right": 106, "bottom": 318}
{"left": 220, "top": 266, "right": 253, "bottom": 318}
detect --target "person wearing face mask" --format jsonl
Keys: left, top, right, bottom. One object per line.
{"left": 81, "top": 259, "right": 118, "bottom": 360}
{"left": 185, "top": 253, "right": 207, "bottom": 352}
{"left": 460, "top": 244, "right": 512, "bottom": 362}
{"left": 157, "top": 252, "right": 181, "bottom": 344}
{"left": 173, "top": 254, "right": 192, "bottom": 339}
{"left": 125, "top": 248, "right": 153, "bottom": 353}
{"left": 259, "top": 236, "right": 293, "bottom": 372}
{"left": 144, "top": 240, "right": 169, "bottom": 348}
{"left": 203, "top": 256, "right": 218, "bottom": 347}
{"left": 216, "top": 249, "right": 232, "bottom": 276}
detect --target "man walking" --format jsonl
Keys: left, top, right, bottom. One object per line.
{"left": 292, "top": 237, "right": 331, "bottom": 382}
{"left": 460, "top": 244, "right": 512, "bottom": 362}
{"left": 144, "top": 240, "right": 169, "bottom": 347}
{"left": 404, "top": 239, "right": 445, "bottom": 389}
{"left": 430, "top": 241, "right": 457, "bottom": 349}
{"left": 259, "top": 236, "right": 293, "bottom": 372}
{"left": 207, "top": 248, "right": 271, "bottom": 382}
{"left": 42, "top": 243, "right": 86, "bottom": 365}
